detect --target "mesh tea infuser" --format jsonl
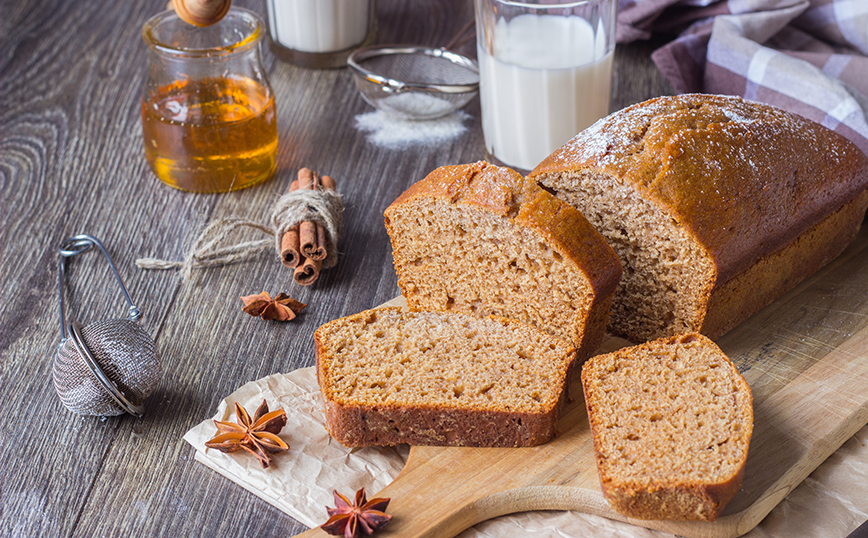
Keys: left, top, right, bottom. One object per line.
{"left": 53, "top": 234, "right": 162, "bottom": 417}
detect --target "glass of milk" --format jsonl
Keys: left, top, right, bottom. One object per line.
{"left": 475, "top": 0, "right": 616, "bottom": 171}
{"left": 265, "top": 0, "right": 377, "bottom": 68}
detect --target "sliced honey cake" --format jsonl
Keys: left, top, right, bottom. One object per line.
{"left": 315, "top": 307, "right": 576, "bottom": 447}
{"left": 581, "top": 333, "right": 753, "bottom": 521}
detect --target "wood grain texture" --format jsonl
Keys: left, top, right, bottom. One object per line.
{"left": 0, "top": 0, "right": 672, "bottom": 536}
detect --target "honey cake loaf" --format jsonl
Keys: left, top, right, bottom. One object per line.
{"left": 315, "top": 307, "right": 576, "bottom": 447}
{"left": 530, "top": 94, "right": 868, "bottom": 343}
{"left": 384, "top": 161, "right": 621, "bottom": 360}
{"left": 581, "top": 333, "right": 753, "bottom": 521}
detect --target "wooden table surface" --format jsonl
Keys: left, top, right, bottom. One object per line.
{"left": 0, "top": 0, "right": 704, "bottom": 536}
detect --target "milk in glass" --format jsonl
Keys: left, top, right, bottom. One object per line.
{"left": 478, "top": 14, "right": 612, "bottom": 171}
{"left": 267, "top": 0, "right": 371, "bottom": 53}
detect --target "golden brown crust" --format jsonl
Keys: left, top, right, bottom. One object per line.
{"left": 531, "top": 94, "right": 868, "bottom": 341}
{"left": 702, "top": 189, "right": 868, "bottom": 338}
{"left": 600, "top": 467, "right": 745, "bottom": 521}
{"left": 322, "top": 399, "right": 560, "bottom": 447}
{"left": 531, "top": 94, "right": 868, "bottom": 283}
{"left": 385, "top": 161, "right": 621, "bottom": 354}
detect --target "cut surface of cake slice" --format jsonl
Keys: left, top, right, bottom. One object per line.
{"left": 315, "top": 307, "right": 576, "bottom": 447}
{"left": 581, "top": 333, "right": 753, "bottom": 521}
{"left": 384, "top": 160, "right": 621, "bottom": 361}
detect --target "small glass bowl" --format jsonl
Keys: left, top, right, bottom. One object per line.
{"left": 348, "top": 45, "right": 479, "bottom": 120}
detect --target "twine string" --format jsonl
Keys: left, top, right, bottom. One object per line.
{"left": 135, "top": 188, "right": 344, "bottom": 280}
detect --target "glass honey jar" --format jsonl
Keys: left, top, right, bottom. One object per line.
{"left": 141, "top": 8, "right": 277, "bottom": 193}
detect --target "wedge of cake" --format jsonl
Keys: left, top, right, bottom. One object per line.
{"left": 384, "top": 161, "right": 621, "bottom": 361}
{"left": 581, "top": 333, "right": 753, "bottom": 521}
{"left": 315, "top": 307, "right": 575, "bottom": 447}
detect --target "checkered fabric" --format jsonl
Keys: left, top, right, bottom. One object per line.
{"left": 618, "top": 0, "right": 868, "bottom": 154}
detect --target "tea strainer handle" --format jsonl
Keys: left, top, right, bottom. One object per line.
{"left": 57, "top": 234, "right": 142, "bottom": 344}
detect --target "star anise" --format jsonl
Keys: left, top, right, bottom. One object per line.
{"left": 240, "top": 291, "right": 306, "bottom": 321}
{"left": 321, "top": 488, "right": 392, "bottom": 538}
{"left": 204, "top": 400, "right": 289, "bottom": 468}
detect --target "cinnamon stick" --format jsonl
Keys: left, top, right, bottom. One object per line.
{"left": 279, "top": 179, "right": 303, "bottom": 268}
{"left": 313, "top": 223, "right": 327, "bottom": 260}
{"left": 297, "top": 168, "right": 328, "bottom": 261}
{"left": 299, "top": 221, "right": 320, "bottom": 259}
{"left": 321, "top": 174, "right": 336, "bottom": 191}
{"left": 280, "top": 225, "right": 301, "bottom": 268}
{"left": 309, "top": 175, "right": 337, "bottom": 261}
{"left": 293, "top": 256, "right": 322, "bottom": 286}
{"left": 307, "top": 175, "right": 336, "bottom": 261}
{"left": 279, "top": 167, "right": 338, "bottom": 285}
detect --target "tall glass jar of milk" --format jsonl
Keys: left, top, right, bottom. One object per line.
{"left": 475, "top": 0, "right": 616, "bottom": 171}
{"left": 265, "top": 0, "right": 376, "bottom": 68}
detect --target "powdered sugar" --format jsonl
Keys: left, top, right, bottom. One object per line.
{"left": 355, "top": 108, "right": 471, "bottom": 149}
{"left": 373, "top": 92, "right": 459, "bottom": 120}
{"left": 721, "top": 107, "right": 754, "bottom": 124}
{"left": 546, "top": 94, "right": 772, "bottom": 167}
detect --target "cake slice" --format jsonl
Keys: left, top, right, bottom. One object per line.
{"left": 315, "top": 307, "right": 576, "bottom": 447}
{"left": 581, "top": 333, "right": 753, "bottom": 521}
{"left": 384, "top": 161, "right": 621, "bottom": 360}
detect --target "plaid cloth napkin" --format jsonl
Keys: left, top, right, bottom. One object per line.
{"left": 617, "top": 0, "right": 868, "bottom": 154}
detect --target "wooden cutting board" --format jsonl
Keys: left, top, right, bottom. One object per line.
{"left": 293, "top": 224, "right": 868, "bottom": 538}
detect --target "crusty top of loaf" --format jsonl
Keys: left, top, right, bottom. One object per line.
{"left": 387, "top": 160, "right": 622, "bottom": 297}
{"left": 530, "top": 94, "right": 868, "bottom": 283}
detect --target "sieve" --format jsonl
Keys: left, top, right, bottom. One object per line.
{"left": 347, "top": 24, "right": 479, "bottom": 121}
{"left": 53, "top": 234, "right": 162, "bottom": 417}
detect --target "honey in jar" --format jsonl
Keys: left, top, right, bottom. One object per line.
{"left": 141, "top": 8, "right": 277, "bottom": 193}
{"left": 142, "top": 76, "right": 277, "bottom": 192}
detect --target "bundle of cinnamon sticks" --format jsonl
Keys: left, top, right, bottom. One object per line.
{"left": 280, "top": 168, "right": 336, "bottom": 285}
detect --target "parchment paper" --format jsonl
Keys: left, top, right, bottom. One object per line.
{"left": 183, "top": 368, "right": 868, "bottom": 537}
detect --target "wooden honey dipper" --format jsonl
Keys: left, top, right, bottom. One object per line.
{"left": 169, "top": 0, "right": 232, "bottom": 26}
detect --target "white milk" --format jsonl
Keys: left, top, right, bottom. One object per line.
{"left": 267, "top": 0, "right": 371, "bottom": 53}
{"left": 478, "top": 14, "right": 613, "bottom": 171}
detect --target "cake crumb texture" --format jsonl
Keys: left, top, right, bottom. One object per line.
{"left": 315, "top": 307, "right": 576, "bottom": 447}
{"left": 385, "top": 160, "right": 621, "bottom": 358}
{"left": 581, "top": 333, "right": 753, "bottom": 521}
